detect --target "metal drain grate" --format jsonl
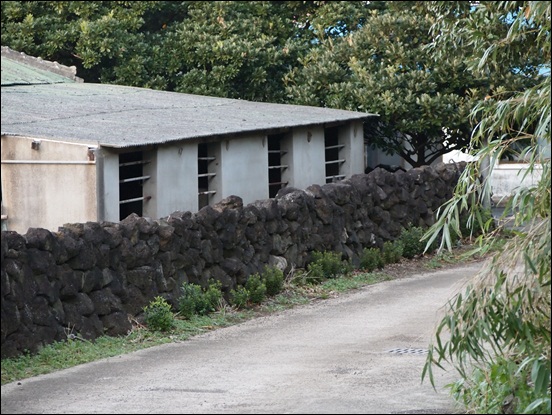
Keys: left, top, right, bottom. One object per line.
{"left": 387, "top": 347, "right": 428, "bottom": 355}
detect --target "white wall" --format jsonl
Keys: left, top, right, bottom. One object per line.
{"left": 145, "top": 143, "right": 198, "bottom": 217}
{"left": 490, "top": 163, "right": 544, "bottom": 206}
{"left": 286, "top": 126, "right": 326, "bottom": 189}
{"left": 214, "top": 135, "right": 269, "bottom": 205}
{"left": 1, "top": 120, "right": 369, "bottom": 233}
{"left": 442, "top": 149, "right": 547, "bottom": 206}
{"left": 1, "top": 135, "right": 97, "bottom": 233}
{"left": 96, "top": 149, "right": 119, "bottom": 223}
{"left": 339, "top": 120, "right": 365, "bottom": 177}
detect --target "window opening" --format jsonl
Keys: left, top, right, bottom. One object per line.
{"left": 119, "top": 151, "right": 150, "bottom": 220}
{"left": 268, "top": 134, "right": 288, "bottom": 198}
{"left": 325, "top": 126, "right": 346, "bottom": 183}
{"left": 198, "top": 143, "right": 217, "bottom": 209}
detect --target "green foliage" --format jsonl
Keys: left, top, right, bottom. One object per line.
{"left": 359, "top": 247, "right": 384, "bottom": 272}
{"left": 261, "top": 266, "right": 284, "bottom": 296}
{"left": 307, "top": 250, "right": 353, "bottom": 281}
{"left": 284, "top": 1, "right": 543, "bottom": 167}
{"left": 382, "top": 240, "right": 403, "bottom": 264}
{"left": 288, "top": 269, "right": 312, "bottom": 286}
{"left": 178, "top": 280, "right": 223, "bottom": 318}
{"left": 0, "top": 1, "right": 164, "bottom": 82}
{"left": 398, "top": 226, "right": 426, "bottom": 259}
{"left": 0, "top": 1, "right": 319, "bottom": 101}
{"left": 229, "top": 285, "right": 249, "bottom": 310}
{"left": 178, "top": 283, "right": 204, "bottom": 319}
{"left": 228, "top": 268, "right": 283, "bottom": 310}
{"left": 423, "top": 2, "right": 551, "bottom": 413}
{"left": 203, "top": 280, "right": 224, "bottom": 313}
{"left": 245, "top": 274, "right": 267, "bottom": 304}
{"left": 449, "top": 356, "right": 551, "bottom": 414}
{"left": 143, "top": 296, "right": 174, "bottom": 332}
{"left": 285, "top": 2, "right": 472, "bottom": 167}
{"left": 459, "top": 207, "right": 495, "bottom": 238}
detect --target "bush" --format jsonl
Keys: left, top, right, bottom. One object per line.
{"left": 245, "top": 274, "right": 267, "bottom": 304}
{"left": 228, "top": 269, "right": 280, "bottom": 310}
{"left": 178, "top": 283, "right": 204, "bottom": 318}
{"left": 229, "top": 285, "right": 249, "bottom": 309}
{"left": 262, "top": 266, "right": 284, "bottom": 296}
{"left": 399, "top": 226, "right": 426, "bottom": 259}
{"left": 143, "top": 296, "right": 175, "bottom": 332}
{"left": 382, "top": 240, "right": 403, "bottom": 264}
{"left": 178, "top": 281, "right": 223, "bottom": 318}
{"left": 307, "top": 251, "right": 352, "bottom": 281}
{"left": 203, "top": 280, "right": 224, "bottom": 313}
{"left": 359, "top": 247, "right": 384, "bottom": 272}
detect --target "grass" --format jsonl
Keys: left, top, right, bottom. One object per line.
{"left": 0, "top": 239, "right": 495, "bottom": 386}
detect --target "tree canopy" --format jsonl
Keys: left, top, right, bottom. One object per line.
{"left": 283, "top": 1, "right": 546, "bottom": 166}
{"left": 1, "top": 1, "right": 366, "bottom": 102}
{"left": 1, "top": 1, "right": 548, "bottom": 167}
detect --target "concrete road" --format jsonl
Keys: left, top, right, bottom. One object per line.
{"left": 1, "top": 262, "right": 483, "bottom": 414}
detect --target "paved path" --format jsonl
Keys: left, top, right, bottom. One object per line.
{"left": 1, "top": 262, "right": 483, "bottom": 414}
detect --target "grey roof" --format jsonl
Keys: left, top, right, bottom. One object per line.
{"left": 1, "top": 82, "right": 376, "bottom": 148}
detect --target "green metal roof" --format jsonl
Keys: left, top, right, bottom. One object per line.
{"left": 1, "top": 55, "right": 78, "bottom": 86}
{"left": 1, "top": 46, "right": 82, "bottom": 86}
{"left": 2, "top": 56, "right": 79, "bottom": 86}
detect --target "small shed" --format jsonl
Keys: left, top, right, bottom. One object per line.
{"left": 1, "top": 47, "right": 376, "bottom": 233}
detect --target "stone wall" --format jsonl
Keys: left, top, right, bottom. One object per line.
{"left": 1, "top": 162, "right": 465, "bottom": 358}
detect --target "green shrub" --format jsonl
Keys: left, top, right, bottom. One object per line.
{"left": 229, "top": 285, "right": 249, "bottom": 309}
{"left": 307, "top": 250, "right": 352, "bottom": 281}
{"left": 143, "top": 296, "right": 175, "bottom": 332}
{"left": 178, "top": 283, "right": 203, "bottom": 318}
{"left": 245, "top": 274, "right": 267, "bottom": 304}
{"left": 203, "top": 280, "right": 224, "bottom": 313}
{"left": 306, "top": 262, "right": 325, "bottom": 282}
{"left": 382, "top": 240, "right": 403, "bottom": 264}
{"left": 262, "top": 266, "right": 284, "bottom": 296}
{"left": 178, "top": 281, "right": 223, "bottom": 318}
{"left": 359, "top": 247, "right": 384, "bottom": 271}
{"left": 399, "top": 226, "right": 426, "bottom": 259}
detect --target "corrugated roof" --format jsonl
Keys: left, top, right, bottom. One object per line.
{"left": 1, "top": 82, "right": 376, "bottom": 148}
{"left": 1, "top": 46, "right": 82, "bottom": 86}
{"left": 1, "top": 57, "right": 76, "bottom": 86}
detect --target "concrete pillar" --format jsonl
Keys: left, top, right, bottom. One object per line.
{"left": 339, "top": 120, "right": 365, "bottom": 177}
{"left": 96, "top": 149, "right": 119, "bottom": 222}
{"left": 144, "top": 143, "right": 198, "bottom": 218}
{"left": 286, "top": 126, "right": 326, "bottom": 189}
{"left": 215, "top": 135, "right": 269, "bottom": 205}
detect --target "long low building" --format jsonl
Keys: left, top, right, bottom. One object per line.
{"left": 1, "top": 47, "right": 377, "bottom": 234}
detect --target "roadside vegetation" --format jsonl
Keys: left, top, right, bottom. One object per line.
{"left": 422, "top": 3, "right": 551, "bottom": 414}
{"left": 1, "top": 224, "right": 502, "bottom": 386}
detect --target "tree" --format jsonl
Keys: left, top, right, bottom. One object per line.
{"left": 422, "top": 2, "right": 551, "bottom": 413}
{"left": 153, "top": 1, "right": 309, "bottom": 102}
{"left": 0, "top": 1, "right": 165, "bottom": 84}
{"left": 1, "top": 1, "right": 366, "bottom": 102}
{"left": 3, "top": 1, "right": 546, "bottom": 166}
{"left": 283, "top": 1, "right": 543, "bottom": 167}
